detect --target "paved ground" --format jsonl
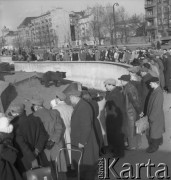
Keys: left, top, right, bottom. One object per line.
{"left": 3, "top": 73, "right": 171, "bottom": 180}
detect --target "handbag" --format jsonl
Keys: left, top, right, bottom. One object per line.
{"left": 23, "top": 166, "right": 53, "bottom": 180}
{"left": 135, "top": 116, "right": 149, "bottom": 135}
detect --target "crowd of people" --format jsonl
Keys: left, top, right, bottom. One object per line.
{"left": 0, "top": 46, "right": 171, "bottom": 180}
{"left": 1, "top": 45, "right": 170, "bottom": 63}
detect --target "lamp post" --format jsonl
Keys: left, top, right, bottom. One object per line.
{"left": 113, "top": 2, "right": 119, "bottom": 46}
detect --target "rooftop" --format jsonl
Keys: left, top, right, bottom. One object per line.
{"left": 18, "top": 17, "right": 37, "bottom": 29}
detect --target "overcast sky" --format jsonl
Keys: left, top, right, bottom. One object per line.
{"left": 0, "top": 0, "right": 145, "bottom": 35}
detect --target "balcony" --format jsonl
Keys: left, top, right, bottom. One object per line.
{"left": 145, "top": 3, "right": 155, "bottom": 9}
{"left": 146, "top": 25, "right": 157, "bottom": 30}
{"left": 145, "top": 14, "right": 156, "bottom": 19}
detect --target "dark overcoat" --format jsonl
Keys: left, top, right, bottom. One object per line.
{"left": 70, "top": 99, "right": 99, "bottom": 166}
{"left": 141, "top": 73, "right": 153, "bottom": 114}
{"left": 165, "top": 54, "right": 171, "bottom": 92}
{"left": 0, "top": 132, "right": 23, "bottom": 180}
{"left": 105, "top": 87, "right": 126, "bottom": 154}
{"left": 87, "top": 99, "right": 104, "bottom": 152}
{"left": 15, "top": 114, "right": 49, "bottom": 172}
{"left": 147, "top": 87, "right": 165, "bottom": 139}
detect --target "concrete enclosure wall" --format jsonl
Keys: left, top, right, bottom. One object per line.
{"left": 14, "top": 61, "right": 130, "bottom": 90}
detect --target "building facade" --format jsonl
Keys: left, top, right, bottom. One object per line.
{"left": 17, "top": 8, "right": 71, "bottom": 49}
{"left": 30, "top": 8, "right": 71, "bottom": 48}
{"left": 145, "top": 0, "right": 171, "bottom": 41}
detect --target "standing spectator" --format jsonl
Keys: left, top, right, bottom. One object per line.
{"left": 79, "top": 49, "right": 86, "bottom": 61}
{"left": 165, "top": 53, "right": 171, "bottom": 93}
{"left": 81, "top": 90, "right": 104, "bottom": 156}
{"left": 50, "top": 91, "right": 73, "bottom": 165}
{"left": 146, "top": 77, "right": 165, "bottom": 153}
{"left": 104, "top": 79, "right": 125, "bottom": 157}
{"left": 63, "top": 83, "right": 99, "bottom": 180}
{"left": 63, "top": 50, "right": 70, "bottom": 61}
{"left": 140, "top": 66, "right": 153, "bottom": 115}
{"left": 118, "top": 75, "right": 143, "bottom": 150}
{"left": 72, "top": 50, "right": 79, "bottom": 61}
{"left": 12, "top": 104, "right": 49, "bottom": 175}
{"left": 95, "top": 49, "right": 100, "bottom": 61}
{"left": 30, "top": 98, "right": 67, "bottom": 180}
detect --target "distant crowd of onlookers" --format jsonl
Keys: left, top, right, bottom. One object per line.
{"left": 1, "top": 46, "right": 171, "bottom": 64}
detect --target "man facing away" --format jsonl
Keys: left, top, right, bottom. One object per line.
{"left": 50, "top": 91, "right": 73, "bottom": 166}
{"left": 63, "top": 83, "right": 99, "bottom": 180}
{"left": 146, "top": 77, "right": 165, "bottom": 153}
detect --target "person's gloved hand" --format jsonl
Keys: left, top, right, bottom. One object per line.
{"left": 45, "top": 140, "right": 55, "bottom": 150}
{"left": 31, "top": 159, "right": 38, "bottom": 168}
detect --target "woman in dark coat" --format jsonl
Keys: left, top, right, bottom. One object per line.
{"left": 0, "top": 116, "right": 22, "bottom": 180}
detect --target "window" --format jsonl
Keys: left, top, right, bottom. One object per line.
{"left": 158, "top": 19, "right": 162, "bottom": 25}
{"left": 163, "top": 18, "right": 168, "bottom": 24}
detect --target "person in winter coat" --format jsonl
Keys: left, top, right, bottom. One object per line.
{"left": 11, "top": 104, "right": 49, "bottom": 175}
{"left": 165, "top": 53, "right": 171, "bottom": 93}
{"left": 0, "top": 115, "right": 22, "bottom": 180}
{"left": 50, "top": 91, "right": 73, "bottom": 165}
{"left": 118, "top": 75, "right": 143, "bottom": 150}
{"left": 146, "top": 77, "right": 165, "bottom": 153}
{"left": 104, "top": 79, "right": 126, "bottom": 157}
{"left": 29, "top": 97, "right": 67, "bottom": 179}
{"left": 140, "top": 67, "right": 153, "bottom": 115}
{"left": 81, "top": 90, "right": 104, "bottom": 156}
{"left": 63, "top": 83, "right": 99, "bottom": 180}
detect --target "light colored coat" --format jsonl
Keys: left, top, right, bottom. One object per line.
{"left": 52, "top": 101, "right": 73, "bottom": 163}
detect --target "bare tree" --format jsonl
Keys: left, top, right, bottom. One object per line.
{"left": 89, "top": 5, "right": 105, "bottom": 45}
{"left": 103, "top": 5, "right": 114, "bottom": 45}
{"left": 117, "top": 7, "right": 130, "bottom": 44}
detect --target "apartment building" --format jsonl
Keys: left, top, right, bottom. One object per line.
{"left": 17, "top": 8, "right": 71, "bottom": 48}
{"left": 30, "top": 8, "right": 71, "bottom": 48}
{"left": 145, "top": 0, "right": 171, "bottom": 41}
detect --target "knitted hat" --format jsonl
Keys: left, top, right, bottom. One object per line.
{"left": 104, "top": 79, "right": 116, "bottom": 86}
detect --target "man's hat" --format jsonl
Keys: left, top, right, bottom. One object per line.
{"left": 143, "top": 63, "right": 151, "bottom": 69}
{"left": 56, "top": 91, "right": 66, "bottom": 101}
{"left": 9, "top": 103, "right": 25, "bottom": 114}
{"left": 104, "top": 79, "right": 116, "bottom": 86}
{"left": 127, "top": 67, "right": 140, "bottom": 73}
{"left": 148, "top": 77, "right": 160, "bottom": 83}
{"left": 118, "top": 74, "right": 131, "bottom": 82}
{"left": 63, "top": 82, "right": 81, "bottom": 97}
